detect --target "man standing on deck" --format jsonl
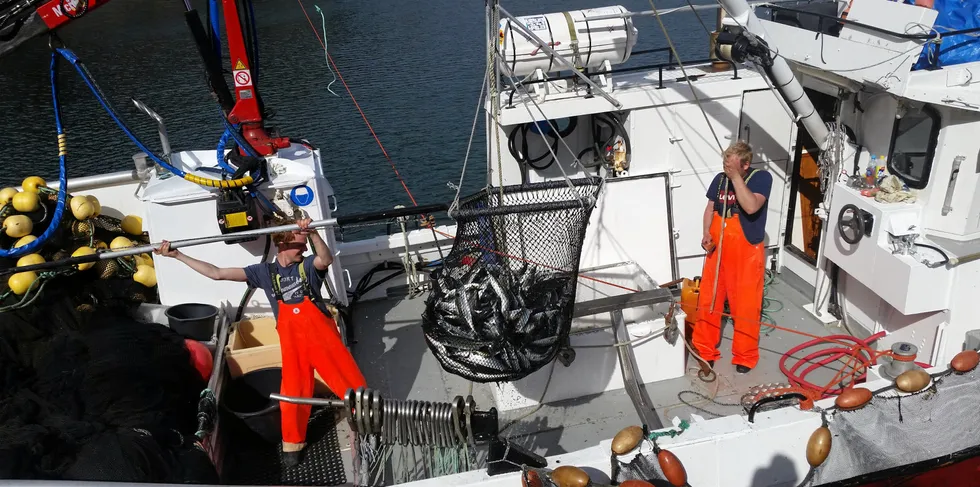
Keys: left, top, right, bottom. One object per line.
{"left": 155, "top": 216, "right": 367, "bottom": 467}
{"left": 693, "top": 141, "right": 772, "bottom": 375}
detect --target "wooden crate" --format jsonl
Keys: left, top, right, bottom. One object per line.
{"left": 225, "top": 317, "right": 330, "bottom": 394}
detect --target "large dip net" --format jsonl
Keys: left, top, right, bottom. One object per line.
{"left": 607, "top": 357, "right": 980, "bottom": 486}
{"left": 422, "top": 177, "right": 602, "bottom": 383}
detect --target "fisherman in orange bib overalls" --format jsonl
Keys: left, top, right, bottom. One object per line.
{"left": 693, "top": 141, "right": 772, "bottom": 374}
{"left": 156, "top": 216, "right": 366, "bottom": 466}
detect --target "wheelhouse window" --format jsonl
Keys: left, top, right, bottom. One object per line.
{"left": 887, "top": 104, "right": 940, "bottom": 190}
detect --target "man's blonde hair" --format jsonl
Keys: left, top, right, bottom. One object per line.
{"left": 724, "top": 141, "right": 753, "bottom": 166}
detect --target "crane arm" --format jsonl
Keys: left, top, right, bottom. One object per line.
{"left": 0, "top": 0, "right": 111, "bottom": 58}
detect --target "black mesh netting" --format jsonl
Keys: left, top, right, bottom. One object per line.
{"left": 611, "top": 366, "right": 980, "bottom": 486}
{"left": 0, "top": 191, "right": 216, "bottom": 482}
{"left": 422, "top": 177, "right": 602, "bottom": 383}
{"left": 0, "top": 291, "right": 217, "bottom": 482}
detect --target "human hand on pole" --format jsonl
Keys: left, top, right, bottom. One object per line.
{"left": 155, "top": 240, "right": 180, "bottom": 258}
{"left": 294, "top": 218, "right": 313, "bottom": 236}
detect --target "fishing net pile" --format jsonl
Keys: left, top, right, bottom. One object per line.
{"left": 0, "top": 180, "right": 157, "bottom": 313}
{"left": 422, "top": 177, "right": 602, "bottom": 383}
{"left": 610, "top": 358, "right": 980, "bottom": 486}
{"left": 0, "top": 181, "right": 213, "bottom": 481}
{"left": 0, "top": 289, "right": 217, "bottom": 482}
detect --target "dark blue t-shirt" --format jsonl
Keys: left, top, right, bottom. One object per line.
{"left": 705, "top": 169, "right": 773, "bottom": 245}
{"left": 244, "top": 255, "right": 326, "bottom": 319}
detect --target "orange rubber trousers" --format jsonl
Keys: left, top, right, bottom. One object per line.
{"left": 692, "top": 213, "right": 766, "bottom": 369}
{"left": 277, "top": 297, "right": 366, "bottom": 446}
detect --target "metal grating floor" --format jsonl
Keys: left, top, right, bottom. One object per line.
{"left": 223, "top": 408, "right": 348, "bottom": 486}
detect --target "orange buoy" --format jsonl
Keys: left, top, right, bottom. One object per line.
{"left": 620, "top": 481, "right": 656, "bottom": 487}
{"left": 550, "top": 466, "right": 590, "bottom": 487}
{"left": 657, "top": 449, "right": 687, "bottom": 487}
{"left": 834, "top": 387, "right": 872, "bottom": 411}
{"left": 951, "top": 350, "right": 979, "bottom": 373}
{"left": 521, "top": 470, "right": 543, "bottom": 487}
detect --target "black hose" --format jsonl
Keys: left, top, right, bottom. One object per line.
{"left": 912, "top": 243, "right": 950, "bottom": 267}
{"left": 507, "top": 117, "right": 578, "bottom": 171}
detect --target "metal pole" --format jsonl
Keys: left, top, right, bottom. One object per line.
{"left": 497, "top": 6, "right": 622, "bottom": 109}
{"left": 580, "top": 0, "right": 797, "bottom": 21}
{"left": 132, "top": 99, "right": 172, "bottom": 161}
{"left": 111, "top": 217, "right": 341, "bottom": 259}
{"left": 270, "top": 393, "right": 345, "bottom": 407}
{"left": 1, "top": 203, "right": 450, "bottom": 277}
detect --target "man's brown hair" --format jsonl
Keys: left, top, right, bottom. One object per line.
{"left": 724, "top": 141, "right": 753, "bottom": 166}
{"left": 271, "top": 214, "right": 301, "bottom": 247}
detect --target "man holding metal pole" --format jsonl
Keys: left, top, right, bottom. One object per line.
{"left": 693, "top": 141, "right": 772, "bottom": 375}
{"left": 156, "top": 216, "right": 366, "bottom": 467}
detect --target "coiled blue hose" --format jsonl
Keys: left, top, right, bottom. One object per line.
{"left": 0, "top": 52, "right": 70, "bottom": 259}
{"left": 55, "top": 48, "right": 188, "bottom": 178}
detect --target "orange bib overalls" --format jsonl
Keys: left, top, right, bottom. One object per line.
{"left": 692, "top": 171, "right": 766, "bottom": 369}
{"left": 271, "top": 263, "right": 366, "bottom": 448}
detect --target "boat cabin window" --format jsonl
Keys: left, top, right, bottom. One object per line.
{"left": 887, "top": 104, "right": 940, "bottom": 190}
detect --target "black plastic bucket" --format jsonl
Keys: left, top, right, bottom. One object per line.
{"left": 165, "top": 303, "right": 218, "bottom": 341}
{"left": 224, "top": 367, "right": 282, "bottom": 444}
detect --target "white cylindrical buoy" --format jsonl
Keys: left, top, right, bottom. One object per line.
{"left": 498, "top": 6, "right": 637, "bottom": 77}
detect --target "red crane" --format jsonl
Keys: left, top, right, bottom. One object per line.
{"left": 7, "top": 0, "right": 290, "bottom": 157}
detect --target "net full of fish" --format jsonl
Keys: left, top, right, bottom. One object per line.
{"left": 423, "top": 263, "right": 574, "bottom": 382}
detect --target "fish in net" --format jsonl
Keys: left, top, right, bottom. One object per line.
{"left": 422, "top": 177, "right": 602, "bottom": 383}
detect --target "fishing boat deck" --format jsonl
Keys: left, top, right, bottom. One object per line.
{"left": 342, "top": 268, "right": 845, "bottom": 464}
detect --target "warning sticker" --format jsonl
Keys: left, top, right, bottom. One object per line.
{"left": 234, "top": 59, "right": 247, "bottom": 70}
{"left": 233, "top": 69, "right": 252, "bottom": 87}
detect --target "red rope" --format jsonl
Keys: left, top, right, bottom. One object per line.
{"left": 295, "top": 0, "right": 418, "bottom": 206}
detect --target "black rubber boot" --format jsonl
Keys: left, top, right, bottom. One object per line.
{"left": 282, "top": 450, "right": 304, "bottom": 468}
{"left": 736, "top": 365, "right": 752, "bottom": 374}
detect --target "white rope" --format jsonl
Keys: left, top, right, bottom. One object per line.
{"left": 451, "top": 63, "right": 490, "bottom": 214}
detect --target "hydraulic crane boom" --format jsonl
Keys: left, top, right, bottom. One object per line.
{"left": 1, "top": 0, "right": 290, "bottom": 157}
{"left": 0, "top": 0, "right": 111, "bottom": 58}
{"left": 216, "top": 0, "right": 289, "bottom": 156}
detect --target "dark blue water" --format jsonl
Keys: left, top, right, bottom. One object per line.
{"left": 0, "top": 0, "right": 710, "bottom": 231}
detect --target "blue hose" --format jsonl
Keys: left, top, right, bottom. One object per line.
{"left": 55, "top": 48, "right": 187, "bottom": 178}
{"left": 220, "top": 116, "right": 260, "bottom": 158}
{"left": 1, "top": 52, "right": 70, "bottom": 259}
{"left": 215, "top": 128, "right": 237, "bottom": 173}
